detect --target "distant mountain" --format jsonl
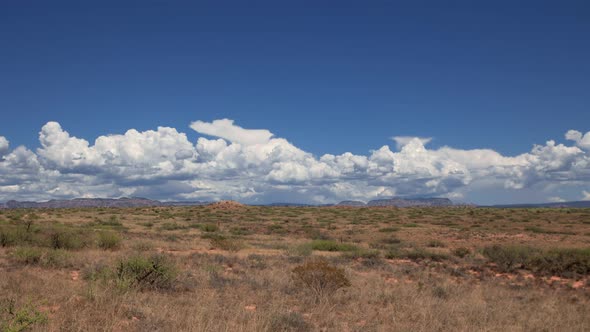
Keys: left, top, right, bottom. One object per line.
{"left": 367, "top": 197, "right": 454, "bottom": 207}
{"left": 0, "top": 197, "right": 207, "bottom": 209}
{"left": 490, "top": 201, "right": 590, "bottom": 208}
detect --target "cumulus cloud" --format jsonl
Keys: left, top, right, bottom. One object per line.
{"left": 392, "top": 136, "right": 432, "bottom": 150}
{"left": 582, "top": 191, "right": 590, "bottom": 201}
{"left": 0, "top": 136, "right": 8, "bottom": 157}
{"left": 566, "top": 130, "right": 590, "bottom": 150}
{"left": 190, "top": 119, "right": 274, "bottom": 145}
{"left": 0, "top": 119, "right": 589, "bottom": 204}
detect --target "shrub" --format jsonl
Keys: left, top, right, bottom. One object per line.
{"left": 482, "top": 245, "right": 539, "bottom": 272}
{"left": 11, "top": 247, "right": 42, "bottom": 265}
{"left": 385, "top": 247, "right": 448, "bottom": 261}
{"left": 48, "top": 229, "right": 86, "bottom": 250}
{"left": 116, "top": 254, "right": 177, "bottom": 290}
{"left": 82, "top": 261, "right": 112, "bottom": 282}
{"left": 309, "top": 240, "right": 358, "bottom": 252}
{"left": 342, "top": 248, "right": 382, "bottom": 267}
{"left": 528, "top": 248, "right": 590, "bottom": 278}
{"left": 286, "top": 243, "right": 313, "bottom": 257}
{"left": 268, "top": 312, "right": 311, "bottom": 332}
{"left": 42, "top": 249, "right": 73, "bottom": 268}
{"left": 97, "top": 231, "right": 122, "bottom": 250}
{"left": 0, "top": 228, "right": 18, "bottom": 247}
{"left": 292, "top": 257, "right": 351, "bottom": 300}
{"left": 0, "top": 299, "right": 48, "bottom": 332}
{"left": 200, "top": 224, "right": 219, "bottom": 232}
{"left": 452, "top": 247, "right": 471, "bottom": 258}
{"left": 427, "top": 240, "right": 446, "bottom": 248}
{"left": 209, "top": 237, "right": 243, "bottom": 252}
{"left": 378, "top": 227, "right": 399, "bottom": 233}
{"left": 11, "top": 247, "right": 72, "bottom": 268}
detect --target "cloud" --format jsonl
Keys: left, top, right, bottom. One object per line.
{"left": 582, "top": 191, "right": 590, "bottom": 201}
{"left": 0, "top": 136, "right": 8, "bottom": 157}
{"left": 190, "top": 119, "right": 274, "bottom": 145}
{"left": 566, "top": 130, "right": 590, "bottom": 150}
{"left": 1, "top": 119, "right": 590, "bottom": 204}
{"left": 548, "top": 196, "right": 565, "bottom": 203}
{"left": 392, "top": 136, "right": 432, "bottom": 150}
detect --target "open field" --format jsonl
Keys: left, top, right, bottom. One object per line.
{"left": 1, "top": 204, "right": 589, "bottom": 331}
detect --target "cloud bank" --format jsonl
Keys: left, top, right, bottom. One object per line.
{"left": 0, "top": 119, "right": 589, "bottom": 204}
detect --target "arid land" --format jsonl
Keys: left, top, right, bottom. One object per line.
{"left": 1, "top": 203, "right": 589, "bottom": 331}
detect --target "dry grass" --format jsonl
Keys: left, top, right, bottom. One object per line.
{"left": 0, "top": 206, "right": 589, "bottom": 331}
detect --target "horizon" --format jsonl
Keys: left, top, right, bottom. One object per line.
{"left": 1, "top": 2, "right": 589, "bottom": 205}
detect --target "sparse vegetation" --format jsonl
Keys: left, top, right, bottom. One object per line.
{"left": 0, "top": 206, "right": 588, "bottom": 330}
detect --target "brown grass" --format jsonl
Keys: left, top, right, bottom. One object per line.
{"left": 0, "top": 206, "right": 589, "bottom": 331}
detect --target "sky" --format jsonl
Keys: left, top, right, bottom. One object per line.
{"left": 0, "top": 1, "right": 589, "bottom": 205}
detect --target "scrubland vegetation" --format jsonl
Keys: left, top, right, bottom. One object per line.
{"left": 0, "top": 205, "right": 589, "bottom": 331}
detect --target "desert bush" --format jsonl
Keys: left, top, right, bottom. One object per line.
{"left": 97, "top": 231, "right": 122, "bottom": 250}
{"left": 116, "top": 254, "right": 177, "bottom": 290}
{"left": 482, "top": 245, "right": 539, "bottom": 272}
{"left": 482, "top": 245, "right": 590, "bottom": 277}
{"left": 452, "top": 247, "right": 471, "bottom": 258}
{"left": 200, "top": 224, "right": 219, "bottom": 232}
{"left": 385, "top": 247, "right": 449, "bottom": 261}
{"left": 268, "top": 312, "right": 311, "bottom": 332}
{"left": 11, "top": 247, "right": 42, "bottom": 265}
{"left": 378, "top": 227, "right": 400, "bottom": 233}
{"left": 0, "top": 298, "right": 48, "bottom": 332}
{"left": 11, "top": 247, "right": 72, "bottom": 268}
{"left": 292, "top": 257, "right": 351, "bottom": 300}
{"left": 309, "top": 240, "right": 358, "bottom": 252}
{"left": 342, "top": 248, "right": 382, "bottom": 267}
{"left": 42, "top": 249, "right": 73, "bottom": 268}
{"left": 528, "top": 248, "right": 590, "bottom": 278}
{"left": 82, "top": 261, "right": 112, "bottom": 282}
{"left": 209, "top": 237, "right": 243, "bottom": 252}
{"left": 47, "top": 229, "right": 86, "bottom": 250}
{"left": 0, "top": 228, "right": 18, "bottom": 247}
{"left": 286, "top": 243, "right": 313, "bottom": 258}
{"left": 427, "top": 240, "right": 446, "bottom": 248}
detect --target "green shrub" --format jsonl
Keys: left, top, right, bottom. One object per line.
{"left": 385, "top": 247, "right": 448, "bottom": 261}
{"left": 0, "top": 228, "right": 18, "bottom": 247}
{"left": 116, "top": 254, "right": 177, "bottom": 290}
{"left": 452, "top": 247, "right": 471, "bottom": 258}
{"left": 378, "top": 227, "right": 399, "bottom": 233}
{"left": 48, "top": 229, "right": 86, "bottom": 250}
{"left": 42, "top": 249, "right": 73, "bottom": 268}
{"left": 11, "top": 247, "right": 42, "bottom": 265}
{"left": 200, "top": 224, "right": 219, "bottom": 232}
{"left": 209, "top": 237, "right": 243, "bottom": 252}
{"left": 97, "top": 231, "right": 122, "bottom": 250}
{"left": 286, "top": 243, "right": 313, "bottom": 257}
{"left": 427, "top": 240, "right": 446, "bottom": 248}
{"left": 292, "top": 258, "right": 351, "bottom": 300}
{"left": 482, "top": 245, "right": 539, "bottom": 272}
{"left": 309, "top": 240, "right": 358, "bottom": 252}
{"left": 528, "top": 248, "right": 590, "bottom": 278}
{"left": 0, "top": 299, "right": 48, "bottom": 332}
{"left": 268, "top": 312, "right": 311, "bottom": 332}
{"left": 11, "top": 247, "right": 72, "bottom": 268}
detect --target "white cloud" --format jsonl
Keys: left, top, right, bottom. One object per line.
{"left": 190, "top": 119, "right": 274, "bottom": 145}
{"left": 548, "top": 196, "right": 565, "bottom": 203}
{"left": 392, "top": 136, "right": 432, "bottom": 150}
{"left": 0, "top": 136, "right": 8, "bottom": 157}
{"left": 1, "top": 120, "right": 590, "bottom": 204}
{"left": 566, "top": 130, "right": 590, "bottom": 150}
{"left": 582, "top": 191, "right": 590, "bottom": 201}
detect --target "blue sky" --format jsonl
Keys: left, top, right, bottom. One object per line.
{"left": 0, "top": 1, "right": 589, "bottom": 204}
